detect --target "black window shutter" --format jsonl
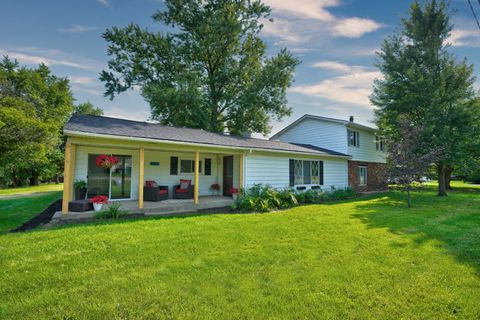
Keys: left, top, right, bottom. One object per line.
{"left": 170, "top": 157, "right": 178, "bottom": 175}
{"left": 289, "top": 159, "right": 295, "bottom": 187}
{"left": 205, "top": 159, "right": 211, "bottom": 176}
{"left": 319, "top": 161, "right": 324, "bottom": 185}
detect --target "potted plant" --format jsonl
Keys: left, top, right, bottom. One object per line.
{"left": 230, "top": 187, "right": 239, "bottom": 200}
{"left": 90, "top": 195, "right": 109, "bottom": 212}
{"left": 73, "top": 179, "right": 87, "bottom": 200}
{"left": 95, "top": 154, "right": 119, "bottom": 169}
{"left": 210, "top": 183, "right": 220, "bottom": 196}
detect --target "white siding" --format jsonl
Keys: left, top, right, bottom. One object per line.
{"left": 74, "top": 146, "right": 140, "bottom": 200}
{"left": 347, "top": 127, "right": 386, "bottom": 163}
{"left": 275, "top": 118, "right": 348, "bottom": 154}
{"left": 245, "top": 152, "right": 348, "bottom": 190}
{"left": 144, "top": 150, "right": 223, "bottom": 196}
{"left": 73, "top": 147, "right": 237, "bottom": 199}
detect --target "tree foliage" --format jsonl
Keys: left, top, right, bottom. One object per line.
{"left": 371, "top": 0, "right": 478, "bottom": 196}
{"left": 100, "top": 0, "right": 299, "bottom": 136}
{"left": 387, "top": 119, "right": 441, "bottom": 207}
{"left": 0, "top": 56, "right": 74, "bottom": 186}
{"left": 74, "top": 101, "right": 103, "bottom": 116}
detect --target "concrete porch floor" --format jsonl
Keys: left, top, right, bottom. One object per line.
{"left": 51, "top": 196, "right": 234, "bottom": 222}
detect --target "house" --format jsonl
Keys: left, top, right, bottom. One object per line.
{"left": 61, "top": 114, "right": 353, "bottom": 214}
{"left": 270, "top": 114, "right": 387, "bottom": 192}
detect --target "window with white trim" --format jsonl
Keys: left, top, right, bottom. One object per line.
{"left": 358, "top": 166, "right": 367, "bottom": 186}
{"left": 290, "top": 159, "right": 323, "bottom": 186}
{"left": 375, "top": 136, "right": 386, "bottom": 151}
{"left": 180, "top": 159, "right": 202, "bottom": 174}
{"left": 347, "top": 129, "right": 360, "bottom": 147}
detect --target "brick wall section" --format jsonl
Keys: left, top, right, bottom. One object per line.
{"left": 348, "top": 161, "right": 388, "bottom": 192}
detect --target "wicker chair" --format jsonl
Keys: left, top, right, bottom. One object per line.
{"left": 144, "top": 180, "right": 169, "bottom": 202}
{"left": 173, "top": 183, "right": 194, "bottom": 199}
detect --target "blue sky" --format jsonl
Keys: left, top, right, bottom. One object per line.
{"left": 1, "top": 0, "right": 479, "bottom": 136}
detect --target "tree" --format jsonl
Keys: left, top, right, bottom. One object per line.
{"left": 75, "top": 101, "right": 103, "bottom": 116}
{"left": 0, "top": 56, "right": 74, "bottom": 186}
{"left": 100, "top": 0, "right": 299, "bottom": 136}
{"left": 371, "top": 0, "right": 477, "bottom": 196}
{"left": 387, "top": 119, "right": 441, "bottom": 207}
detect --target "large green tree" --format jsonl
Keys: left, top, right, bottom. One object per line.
{"left": 371, "top": 0, "right": 477, "bottom": 196}
{"left": 0, "top": 57, "right": 74, "bottom": 186}
{"left": 74, "top": 101, "right": 103, "bottom": 116}
{"left": 100, "top": 0, "right": 299, "bottom": 136}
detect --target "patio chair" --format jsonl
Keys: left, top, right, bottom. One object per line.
{"left": 173, "top": 179, "right": 194, "bottom": 199}
{"left": 144, "top": 180, "right": 169, "bottom": 202}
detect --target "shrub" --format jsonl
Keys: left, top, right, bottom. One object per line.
{"left": 96, "top": 203, "right": 128, "bottom": 219}
{"left": 233, "top": 184, "right": 357, "bottom": 213}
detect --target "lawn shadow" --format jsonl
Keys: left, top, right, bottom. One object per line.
{"left": 352, "top": 190, "right": 480, "bottom": 275}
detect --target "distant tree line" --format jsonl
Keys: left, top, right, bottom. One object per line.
{"left": 0, "top": 57, "right": 103, "bottom": 188}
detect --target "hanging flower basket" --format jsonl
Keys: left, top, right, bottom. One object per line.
{"left": 95, "top": 154, "right": 119, "bottom": 169}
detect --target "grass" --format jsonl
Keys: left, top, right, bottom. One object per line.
{"left": 0, "top": 192, "right": 62, "bottom": 233}
{"left": 0, "top": 182, "right": 479, "bottom": 319}
{"left": 0, "top": 183, "right": 63, "bottom": 196}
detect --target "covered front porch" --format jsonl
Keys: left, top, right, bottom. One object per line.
{"left": 54, "top": 196, "right": 234, "bottom": 222}
{"left": 61, "top": 135, "right": 244, "bottom": 215}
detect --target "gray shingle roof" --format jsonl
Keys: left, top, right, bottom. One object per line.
{"left": 65, "top": 114, "right": 350, "bottom": 157}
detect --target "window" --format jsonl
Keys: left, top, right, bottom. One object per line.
{"left": 376, "top": 136, "right": 386, "bottom": 151}
{"left": 204, "top": 159, "right": 212, "bottom": 176}
{"left": 347, "top": 129, "right": 360, "bottom": 147}
{"left": 289, "top": 159, "right": 324, "bottom": 186}
{"left": 358, "top": 166, "right": 367, "bottom": 186}
{"left": 180, "top": 159, "right": 202, "bottom": 174}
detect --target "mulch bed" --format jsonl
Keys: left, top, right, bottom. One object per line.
{"left": 10, "top": 199, "right": 62, "bottom": 233}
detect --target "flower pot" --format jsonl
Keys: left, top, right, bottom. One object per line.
{"left": 232, "top": 194, "right": 238, "bottom": 200}
{"left": 93, "top": 203, "right": 103, "bottom": 212}
{"left": 74, "top": 187, "right": 87, "bottom": 200}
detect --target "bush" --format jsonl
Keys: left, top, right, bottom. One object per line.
{"left": 96, "top": 203, "right": 128, "bottom": 219}
{"left": 232, "top": 184, "right": 357, "bottom": 213}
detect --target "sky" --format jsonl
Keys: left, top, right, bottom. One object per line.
{"left": 1, "top": 0, "right": 479, "bottom": 137}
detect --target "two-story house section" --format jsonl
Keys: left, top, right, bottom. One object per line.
{"left": 270, "top": 114, "right": 387, "bottom": 192}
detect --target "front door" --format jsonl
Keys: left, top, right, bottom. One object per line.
{"left": 223, "top": 156, "right": 234, "bottom": 196}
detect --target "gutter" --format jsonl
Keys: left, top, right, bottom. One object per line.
{"left": 64, "top": 130, "right": 351, "bottom": 159}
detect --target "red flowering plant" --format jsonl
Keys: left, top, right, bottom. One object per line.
{"left": 210, "top": 183, "right": 220, "bottom": 191}
{"left": 90, "top": 195, "right": 109, "bottom": 204}
{"left": 95, "top": 154, "right": 119, "bottom": 169}
{"left": 229, "top": 187, "right": 239, "bottom": 194}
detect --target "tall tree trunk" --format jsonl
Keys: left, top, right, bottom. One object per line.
{"left": 445, "top": 165, "right": 453, "bottom": 190}
{"left": 11, "top": 167, "right": 18, "bottom": 188}
{"left": 407, "top": 187, "right": 411, "bottom": 208}
{"left": 29, "top": 171, "right": 39, "bottom": 186}
{"left": 437, "top": 163, "right": 447, "bottom": 196}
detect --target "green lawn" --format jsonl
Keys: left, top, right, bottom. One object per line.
{"left": 0, "top": 192, "right": 62, "bottom": 233}
{"left": 0, "top": 183, "right": 479, "bottom": 319}
{"left": 0, "top": 183, "right": 63, "bottom": 196}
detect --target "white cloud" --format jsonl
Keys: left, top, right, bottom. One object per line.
{"left": 69, "top": 76, "right": 97, "bottom": 85}
{"left": 311, "top": 60, "right": 363, "bottom": 73}
{"left": 97, "top": 0, "right": 110, "bottom": 7}
{"left": 331, "top": 17, "right": 383, "bottom": 38}
{"left": 447, "top": 28, "right": 480, "bottom": 47}
{"left": 261, "top": 18, "right": 304, "bottom": 44}
{"left": 291, "top": 62, "right": 382, "bottom": 108}
{"left": 59, "top": 25, "right": 97, "bottom": 33}
{"left": 0, "top": 47, "right": 102, "bottom": 71}
{"left": 263, "top": 0, "right": 338, "bottom": 21}
{"left": 261, "top": 0, "right": 383, "bottom": 44}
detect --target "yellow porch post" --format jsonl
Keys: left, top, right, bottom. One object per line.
{"left": 138, "top": 147, "right": 145, "bottom": 209}
{"left": 194, "top": 151, "right": 200, "bottom": 205}
{"left": 239, "top": 153, "right": 244, "bottom": 190}
{"left": 61, "top": 142, "right": 76, "bottom": 214}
